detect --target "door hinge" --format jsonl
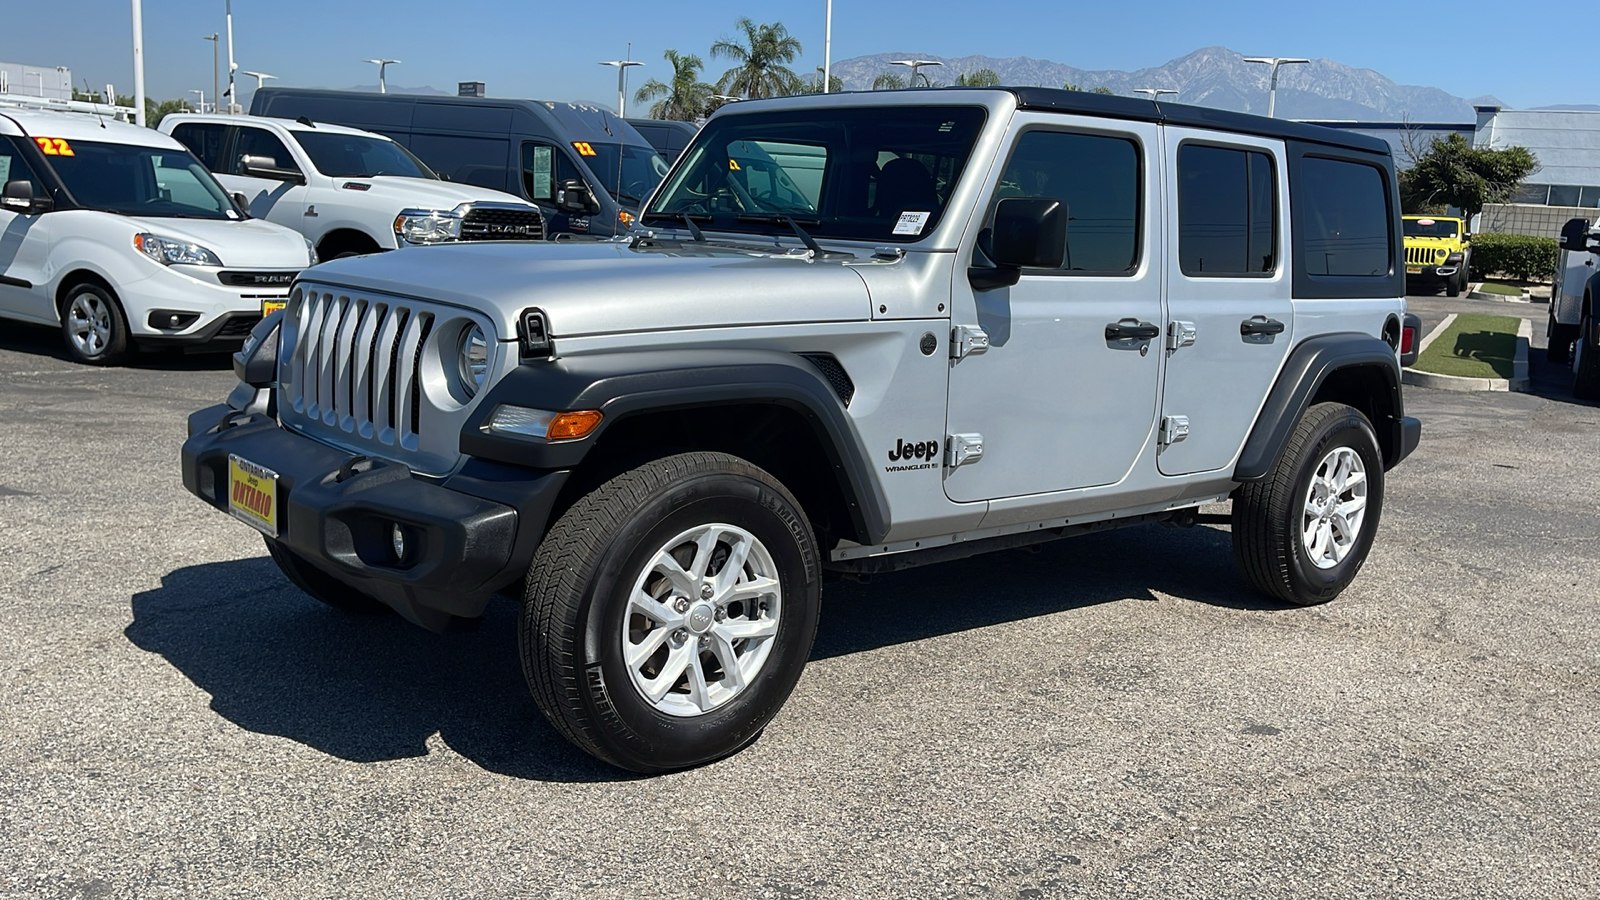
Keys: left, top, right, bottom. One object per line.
{"left": 950, "top": 325, "right": 990, "bottom": 360}
{"left": 1159, "top": 415, "right": 1190, "bottom": 447}
{"left": 946, "top": 432, "right": 984, "bottom": 469}
{"left": 1167, "top": 320, "right": 1197, "bottom": 353}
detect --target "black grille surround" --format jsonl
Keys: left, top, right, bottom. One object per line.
{"left": 800, "top": 353, "right": 855, "bottom": 406}
{"left": 216, "top": 314, "right": 264, "bottom": 338}
{"left": 220, "top": 270, "right": 299, "bottom": 288}
{"left": 460, "top": 205, "right": 545, "bottom": 242}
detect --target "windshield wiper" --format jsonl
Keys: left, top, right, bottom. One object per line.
{"left": 640, "top": 211, "right": 709, "bottom": 241}
{"left": 737, "top": 213, "right": 824, "bottom": 256}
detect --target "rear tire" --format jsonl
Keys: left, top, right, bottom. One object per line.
{"left": 520, "top": 452, "right": 820, "bottom": 773}
{"left": 1575, "top": 309, "right": 1600, "bottom": 400}
{"left": 1232, "top": 403, "right": 1385, "bottom": 606}
{"left": 59, "top": 282, "right": 131, "bottom": 366}
{"left": 265, "top": 538, "right": 389, "bottom": 614}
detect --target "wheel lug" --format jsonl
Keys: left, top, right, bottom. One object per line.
{"left": 714, "top": 608, "right": 727, "bottom": 622}
{"left": 700, "top": 584, "right": 714, "bottom": 600}
{"left": 672, "top": 628, "right": 688, "bottom": 646}
{"left": 673, "top": 597, "right": 690, "bottom": 613}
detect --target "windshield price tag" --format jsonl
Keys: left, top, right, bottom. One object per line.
{"left": 893, "top": 211, "right": 930, "bottom": 236}
{"left": 572, "top": 142, "right": 597, "bottom": 157}
{"left": 34, "top": 137, "right": 74, "bottom": 156}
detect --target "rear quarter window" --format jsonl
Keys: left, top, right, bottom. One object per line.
{"left": 1287, "top": 142, "right": 1403, "bottom": 299}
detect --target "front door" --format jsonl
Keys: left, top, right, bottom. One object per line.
{"left": 1157, "top": 129, "right": 1293, "bottom": 476}
{"left": 214, "top": 125, "right": 310, "bottom": 230}
{"left": 0, "top": 136, "right": 53, "bottom": 323}
{"left": 944, "top": 116, "right": 1164, "bottom": 503}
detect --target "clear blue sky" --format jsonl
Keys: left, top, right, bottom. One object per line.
{"left": 0, "top": 0, "right": 1566, "bottom": 111}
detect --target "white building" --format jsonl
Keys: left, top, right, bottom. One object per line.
{"left": 1474, "top": 105, "right": 1600, "bottom": 237}
{"left": 0, "top": 62, "right": 73, "bottom": 102}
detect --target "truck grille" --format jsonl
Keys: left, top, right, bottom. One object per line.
{"left": 460, "top": 206, "right": 544, "bottom": 242}
{"left": 277, "top": 285, "right": 499, "bottom": 475}
{"left": 1405, "top": 247, "right": 1446, "bottom": 265}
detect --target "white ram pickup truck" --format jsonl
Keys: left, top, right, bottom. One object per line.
{"left": 160, "top": 114, "right": 545, "bottom": 260}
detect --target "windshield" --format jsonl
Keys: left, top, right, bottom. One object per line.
{"left": 45, "top": 140, "right": 236, "bottom": 219}
{"left": 583, "top": 142, "right": 670, "bottom": 207}
{"left": 644, "top": 105, "right": 987, "bottom": 243}
{"left": 297, "top": 131, "right": 435, "bottom": 179}
{"left": 1404, "top": 217, "right": 1462, "bottom": 238}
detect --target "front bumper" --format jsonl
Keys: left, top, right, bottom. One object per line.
{"left": 181, "top": 406, "right": 568, "bottom": 629}
{"left": 123, "top": 264, "right": 301, "bottom": 342}
{"left": 1404, "top": 265, "right": 1459, "bottom": 279}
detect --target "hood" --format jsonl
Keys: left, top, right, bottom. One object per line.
{"left": 344, "top": 176, "right": 532, "bottom": 210}
{"left": 127, "top": 215, "right": 310, "bottom": 268}
{"left": 302, "top": 240, "right": 875, "bottom": 338}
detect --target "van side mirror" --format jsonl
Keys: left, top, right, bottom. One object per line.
{"left": 240, "top": 155, "right": 304, "bottom": 184}
{"left": 969, "top": 197, "right": 1067, "bottom": 291}
{"left": 1, "top": 179, "right": 52, "bottom": 214}
{"left": 557, "top": 179, "right": 600, "bottom": 215}
{"left": 1559, "top": 217, "right": 1591, "bottom": 252}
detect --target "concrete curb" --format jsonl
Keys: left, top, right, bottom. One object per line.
{"left": 1402, "top": 313, "right": 1531, "bottom": 392}
{"left": 1466, "top": 288, "right": 1532, "bottom": 303}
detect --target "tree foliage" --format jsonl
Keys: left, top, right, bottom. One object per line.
{"left": 634, "top": 49, "right": 714, "bottom": 121}
{"left": 711, "top": 18, "right": 803, "bottom": 99}
{"left": 872, "top": 72, "right": 906, "bottom": 90}
{"left": 955, "top": 68, "right": 1001, "bottom": 87}
{"left": 1062, "top": 82, "right": 1115, "bottom": 94}
{"left": 1400, "top": 133, "right": 1539, "bottom": 219}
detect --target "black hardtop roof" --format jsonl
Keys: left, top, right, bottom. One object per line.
{"left": 250, "top": 87, "right": 648, "bottom": 146}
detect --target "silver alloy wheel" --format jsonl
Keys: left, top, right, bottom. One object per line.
{"left": 1301, "top": 446, "right": 1369, "bottom": 570}
{"left": 67, "top": 292, "right": 113, "bottom": 359}
{"left": 621, "top": 523, "right": 783, "bottom": 717}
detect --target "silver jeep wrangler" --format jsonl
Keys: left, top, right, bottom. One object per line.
{"left": 182, "top": 88, "right": 1421, "bottom": 773}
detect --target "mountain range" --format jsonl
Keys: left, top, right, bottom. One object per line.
{"left": 832, "top": 47, "right": 1491, "bottom": 122}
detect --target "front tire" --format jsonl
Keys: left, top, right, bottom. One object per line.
{"left": 60, "top": 283, "right": 131, "bottom": 366}
{"left": 1575, "top": 309, "right": 1600, "bottom": 400}
{"left": 1547, "top": 310, "right": 1576, "bottom": 364}
{"left": 1232, "top": 403, "right": 1385, "bottom": 606}
{"left": 1446, "top": 272, "right": 1462, "bottom": 297}
{"left": 521, "top": 452, "right": 821, "bottom": 773}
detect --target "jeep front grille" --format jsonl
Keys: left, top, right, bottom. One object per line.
{"left": 460, "top": 206, "right": 545, "bottom": 242}
{"left": 277, "top": 284, "right": 500, "bottom": 475}
{"left": 1405, "top": 247, "right": 1447, "bottom": 265}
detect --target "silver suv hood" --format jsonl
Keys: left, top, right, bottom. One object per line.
{"left": 302, "top": 240, "right": 875, "bottom": 338}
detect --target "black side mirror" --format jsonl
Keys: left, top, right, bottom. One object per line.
{"left": 969, "top": 197, "right": 1067, "bottom": 291}
{"left": 1, "top": 179, "right": 51, "bottom": 214}
{"left": 557, "top": 179, "right": 600, "bottom": 215}
{"left": 239, "top": 154, "right": 304, "bottom": 184}
{"left": 230, "top": 192, "right": 251, "bottom": 218}
{"left": 1559, "top": 217, "right": 1591, "bottom": 252}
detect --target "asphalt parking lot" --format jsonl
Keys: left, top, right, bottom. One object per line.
{"left": 1, "top": 294, "right": 1597, "bottom": 900}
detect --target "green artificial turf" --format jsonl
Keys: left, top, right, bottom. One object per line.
{"left": 1413, "top": 314, "right": 1521, "bottom": 379}
{"left": 1476, "top": 281, "right": 1523, "bottom": 296}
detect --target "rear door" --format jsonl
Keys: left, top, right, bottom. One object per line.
{"left": 1157, "top": 129, "right": 1293, "bottom": 476}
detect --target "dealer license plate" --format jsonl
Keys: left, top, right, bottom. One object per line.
{"left": 262, "top": 299, "right": 287, "bottom": 316}
{"left": 228, "top": 454, "right": 279, "bottom": 538}
{"left": 1405, "top": 266, "right": 1422, "bottom": 274}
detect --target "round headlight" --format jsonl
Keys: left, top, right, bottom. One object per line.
{"left": 457, "top": 324, "right": 489, "bottom": 397}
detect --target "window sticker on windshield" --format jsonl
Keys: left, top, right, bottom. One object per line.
{"left": 572, "top": 141, "right": 597, "bottom": 157}
{"left": 1416, "top": 218, "right": 1435, "bottom": 226}
{"left": 893, "top": 211, "right": 931, "bottom": 236}
{"left": 729, "top": 158, "right": 742, "bottom": 171}
{"left": 0, "top": 157, "right": 10, "bottom": 184}
{"left": 34, "top": 137, "right": 74, "bottom": 156}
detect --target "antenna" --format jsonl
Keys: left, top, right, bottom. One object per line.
{"left": 82, "top": 78, "right": 107, "bottom": 128}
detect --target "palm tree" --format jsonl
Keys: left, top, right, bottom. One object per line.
{"left": 633, "top": 49, "right": 713, "bottom": 121}
{"left": 955, "top": 68, "right": 1001, "bottom": 87}
{"left": 710, "top": 18, "right": 804, "bottom": 99}
{"left": 872, "top": 72, "right": 907, "bottom": 90}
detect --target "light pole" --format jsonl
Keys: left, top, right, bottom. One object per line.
{"left": 823, "top": 0, "right": 833, "bottom": 94}
{"left": 1243, "top": 57, "right": 1309, "bottom": 118}
{"left": 189, "top": 89, "right": 206, "bottom": 114}
{"left": 204, "top": 34, "right": 219, "bottom": 115}
{"left": 890, "top": 59, "right": 942, "bottom": 87}
{"left": 363, "top": 59, "right": 400, "bottom": 94}
{"left": 224, "top": 0, "right": 239, "bottom": 111}
{"left": 131, "top": 0, "right": 146, "bottom": 125}
{"left": 599, "top": 53, "right": 643, "bottom": 116}
{"left": 241, "top": 70, "right": 275, "bottom": 107}
{"left": 1134, "top": 88, "right": 1178, "bottom": 101}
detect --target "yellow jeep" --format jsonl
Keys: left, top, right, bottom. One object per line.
{"left": 1403, "top": 215, "right": 1471, "bottom": 296}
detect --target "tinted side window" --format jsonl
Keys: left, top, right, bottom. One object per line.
{"left": 1298, "top": 157, "right": 1391, "bottom": 277}
{"left": 171, "top": 122, "right": 227, "bottom": 170}
{"left": 0, "top": 137, "right": 44, "bottom": 194}
{"left": 993, "top": 130, "right": 1141, "bottom": 273}
{"left": 232, "top": 127, "right": 298, "bottom": 174}
{"left": 1178, "top": 144, "right": 1277, "bottom": 277}
{"left": 520, "top": 142, "right": 582, "bottom": 202}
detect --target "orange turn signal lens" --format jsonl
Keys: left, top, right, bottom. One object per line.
{"left": 546, "top": 410, "right": 603, "bottom": 441}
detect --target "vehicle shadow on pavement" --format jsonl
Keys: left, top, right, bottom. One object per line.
{"left": 0, "top": 320, "right": 234, "bottom": 371}
{"left": 125, "top": 525, "right": 1280, "bottom": 781}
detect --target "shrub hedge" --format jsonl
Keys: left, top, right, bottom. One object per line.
{"left": 1468, "top": 233, "right": 1559, "bottom": 282}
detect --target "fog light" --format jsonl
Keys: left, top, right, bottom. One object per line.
{"left": 391, "top": 524, "right": 406, "bottom": 561}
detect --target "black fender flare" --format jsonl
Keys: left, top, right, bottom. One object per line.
{"left": 460, "top": 348, "right": 890, "bottom": 545}
{"left": 1234, "top": 332, "right": 1411, "bottom": 482}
